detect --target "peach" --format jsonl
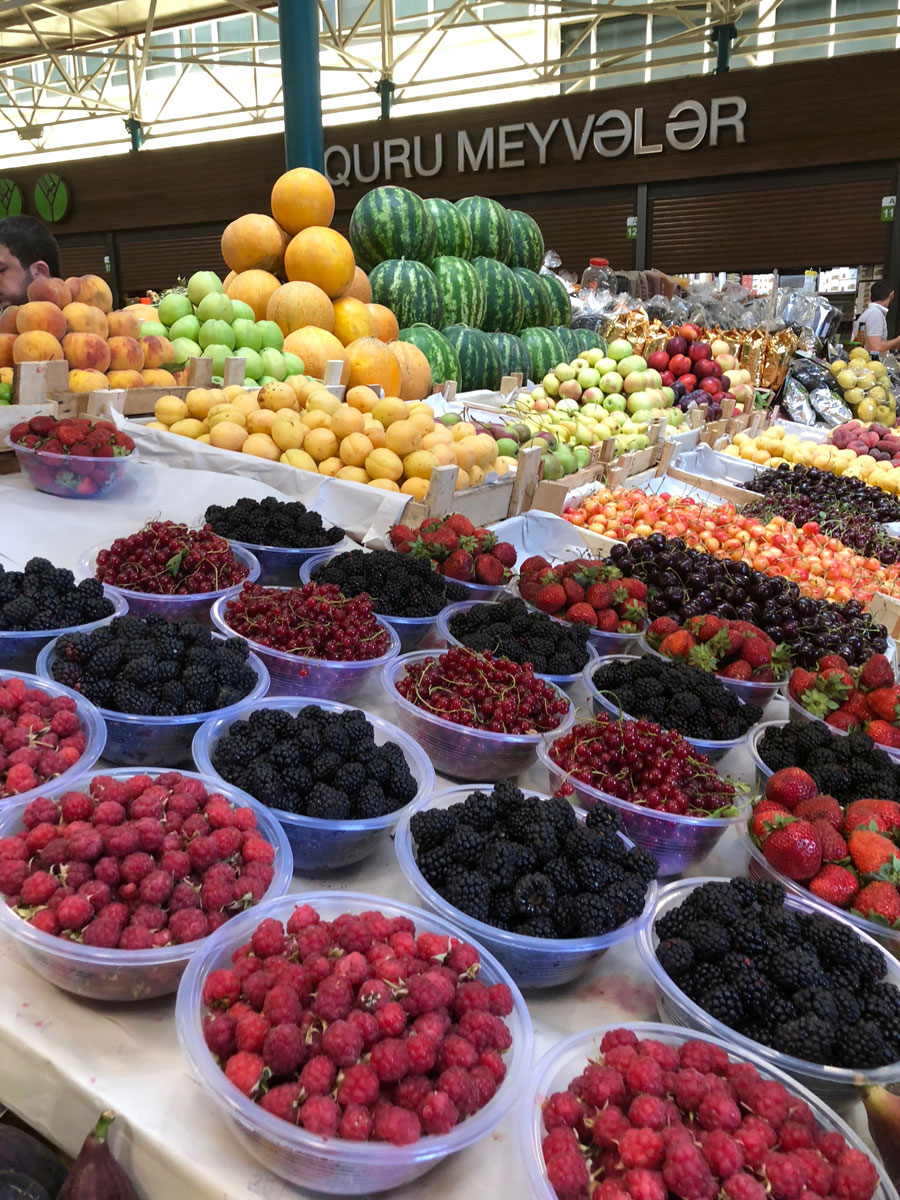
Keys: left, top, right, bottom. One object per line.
{"left": 63, "top": 302, "right": 108, "bottom": 337}
{"left": 68, "top": 369, "right": 110, "bottom": 394}
{"left": 26, "top": 277, "right": 72, "bottom": 307}
{"left": 107, "top": 336, "right": 145, "bottom": 372}
{"left": 107, "top": 309, "right": 143, "bottom": 338}
{"left": 124, "top": 302, "right": 157, "bottom": 323}
{"left": 16, "top": 302, "right": 67, "bottom": 341}
{"left": 13, "top": 331, "right": 64, "bottom": 362}
{"left": 142, "top": 368, "right": 177, "bottom": 387}
{"left": 0, "top": 306, "right": 19, "bottom": 333}
{"left": 62, "top": 332, "right": 111, "bottom": 372}
{"left": 106, "top": 369, "right": 145, "bottom": 389}
{"left": 139, "top": 335, "right": 174, "bottom": 370}
{"left": 0, "top": 333, "right": 15, "bottom": 367}
{"left": 66, "top": 274, "right": 113, "bottom": 313}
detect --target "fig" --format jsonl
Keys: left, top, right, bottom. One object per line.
{"left": 0, "top": 1127, "right": 67, "bottom": 1195}
{"left": 58, "top": 1111, "right": 138, "bottom": 1200}
{"left": 860, "top": 1084, "right": 900, "bottom": 1187}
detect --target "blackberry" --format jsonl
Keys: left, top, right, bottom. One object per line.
{"left": 792, "top": 988, "right": 839, "bottom": 1025}
{"left": 517, "top": 915, "right": 559, "bottom": 939}
{"left": 308, "top": 548, "right": 466, "bottom": 617}
{"left": 685, "top": 963, "right": 728, "bottom": 1000}
{"left": 354, "top": 783, "right": 388, "bottom": 819}
{"left": 585, "top": 804, "right": 623, "bottom": 835}
{"left": 488, "top": 892, "right": 516, "bottom": 930}
{"left": 760, "top": 907, "right": 802, "bottom": 945}
{"left": 511, "top": 873, "right": 556, "bottom": 919}
{"left": 554, "top": 896, "right": 578, "bottom": 937}
{"left": 623, "top": 846, "right": 658, "bottom": 884}
{"left": 447, "top": 598, "right": 590, "bottom": 674}
{"left": 503, "top": 800, "right": 549, "bottom": 842}
{"left": 312, "top": 751, "right": 343, "bottom": 783}
{"left": 443, "top": 866, "right": 491, "bottom": 923}
{"left": 520, "top": 820, "right": 559, "bottom": 865}
{"left": 478, "top": 842, "right": 525, "bottom": 893}
{"left": 572, "top": 893, "right": 617, "bottom": 936}
{"left": 417, "top": 844, "right": 455, "bottom": 887}
{"left": 760, "top": 995, "right": 798, "bottom": 1029}
{"left": 753, "top": 879, "right": 786, "bottom": 907}
{"left": 772, "top": 1015, "right": 834, "bottom": 1063}
{"left": 656, "top": 938, "right": 694, "bottom": 978}
{"left": 865, "top": 982, "right": 900, "bottom": 1024}
{"left": 732, "top": 970, "right": 773, "bottom": 1014}
{"left": 766, "top": 949, "right": 825, "bottom": 993}
{"left": 542, "top": 856, "right": 580, "bottom": 897}
{"left": 543, "top": 797, "right": 580, "bottom": 833}
{"left": 655, "top": 907, "right": 691, "bottom": 942}
{"left": 689, "top": 881, "right": 743, "bottom": 925}
{"left": 410, "top": 809, "right": 455, "bottom": 851}
{"left": 462, "top": 790, "right": 497, "bottom": 832}
{"left": 698, "top": 985, "right": 743, "bottom": 1027}
{"left": 111, "top": 681, "right": 154, "bottom": 714}
{"left": 574, "top": 857, "right": 618, "bottom": 895}
{"left": 332, "top": 762, "right": 367, "bottom": 796}
{"left": 444, "top": 824, "right": 488, "bottom": 867}
{"left": 682, "top": 920, "right": 731, "bottom": 961}
{"left": 563, "top": 826, "right": 608, "bottom": 861}
{"left": 204, "top": 497, "right": 345, "bottom": 550}
{"left": 730, "top": 920, "right": 770, "bottom": 958}
{"left": 832, "top": 987, "right": 864, "bottom": 1026}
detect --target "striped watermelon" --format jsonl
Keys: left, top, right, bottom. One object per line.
{"left": 508, "top": 210, "right": 545, "bottom": 271}
{"left": 572, "top": 329, "right": 607, "bottom": 355}
{"left": 552, "top": 325, "right": 579, "bottom": 360}
{"left": 349, "top": 186, "right": 433, "bottom": 271}
{"left": 442, "top": 325, "right": 502, "bottom": 392}
{"left": 541, "top": 272, "right": 572, "bottom": 325}
{"left": 424, "top": 198, "right": 473, "bottom": 260}
{"left": 471, "top": 257, "right": 524, "bottom": 334}
{"left": 398, "top": 323, "right": 460, "bottom": 388}
{"left": 488, "top": 332, "right": 533, "bottom": 381}
{"left": 455, "top": 197, "right": 513, "bottom": 263}
{"left": 432, "top": 256, "right": 486, "bottom": 328}
{"left": 512, "top": 268, "right": 552, "bottom": 328}
{"left": 520, "top": 327, "right": 567, "bottom": 379}
{"left": 369, "top": 259, "right": 443, "bottom": 330}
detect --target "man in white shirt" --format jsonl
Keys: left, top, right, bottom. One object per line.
{"left": 855, "top": 280, "right": 900, "bottom": 354}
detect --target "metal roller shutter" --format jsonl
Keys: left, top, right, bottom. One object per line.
{"left": 115, "top": 227, "right": 227, "bottom": 294}
{"left": 56, "top": 238, "right": 110, "bottom": 280}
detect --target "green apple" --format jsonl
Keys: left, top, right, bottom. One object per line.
{"left": 583, "top": 348, "right": 605, "bottom": 366}
{"left": 169, "top": 336, "right": 202, "bottom": 364}
{"left": 624, "top": 371, "right": 648, "bottom": 394}
{"left": 197, "top": 292, "right": 234, "bottom": 324}
{"left": 599, "top": 372, "right": 624, "bottom": 395}
{"left": 555, "top": 363, "right": 576, "bottom": 382}
{"left": 232, "top": 319, "right": 262, "bottom": 352}
{"left": 530, "top": 386, "right": 546, "bottom": 402}
{"left": 168, "top": 314, "right": 201, "bottom": 342}
{"left": 230, "top": 299, "right": 255, "bottom": 322}
{"left": 626, "top": 392, "right": 653, "bottom": 414}
{"left": 259, "top": 348, "right": 286, "bottom": 381}
{"left": 240, "top": 347, "right": 264, "bottom": 380}
{"left": 439, "top": 412, "right": 460, "bottom": 427}
{"left": 607, "top": 338, "right": 633, "bottom": 361}
{"left": 187, "top": 271, "right": 224, "bottom": 306}
{"left": 595, "top": 358, "right": 617, "bottom": 375}
{"left": 661, "top": 386, "right": 675, "bottom": 405}
{"left": 257, "top": 320, "right": 284, "bottom": 351}
{"left": 667, "top": 408, "right": 685, "bottom": 426}
{"left": 199, "top": 319, "right": 235, "bottom": 350}
{"left": 645, "top": 368, "right": 662, "bottom": 389}
{"left": 572, "top": 445, "right": 591, "bottom": 468}
{"left": 201, "top": 343, "right": 232, "bottom": 375}
{"left": 604, "top": 394, "right": 627, "bottom": 413}
{"left": 157, "top": 292, "right": 192, "bottom": 327}
{"left": 618, "top": 355, "right": 647, "bottom": 376}
{"left": 283, "top": 352, "right": 305, "bottom": 377}
{"left": 139, "top": 321, "right": 168, "bottom": 338}
{"left": 496, "top": 436, "right": 519, "bottom": 457}
{"left": 244, "top": 378, "right": 260, "bottom": 388}
{"left": 542, "top": 373, "right": 560, "bottom": 397}
{"left": 577, "top": 367, "right": 600, "bottom": 389}
{"left": 258, "top": 375, "right": 278, "bottom": 385}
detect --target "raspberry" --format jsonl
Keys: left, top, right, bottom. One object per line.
{"left": 357, "top": 978, "right": 393, "bottom": 1011}
{"left": 639, "top": 1039, "right": 679, "bottom": 1070}
{"left": 347, "top": 1009, "right": 379, "bottom": 1049}
{"left": 199, "top": 878, "right": 233, "bottom": 912}
{"left": 94, "top": 857, "right": 122, "bottom": 886}
{"left": 203, "top": 1012, "right": 237, "bottom": 1059}
{"left": 263, "top": 1023, "right": 305, "bottom": 1076}
{"left": 188, "top": 836, "right": 220, "bottom": 873}
{"left": 20, "top": 870, "right": 59, "bottom": 906}
{"left": 93, "top": 800, "right": 126, "bottom": 826}
{"left": 626, "top": 1057, "right": 664, "bottom": 1097}
{"left": 595, "top": 1182, "right": 630, "bottom": 1200}
{"left": 832, "top": 1150, "right": 879, "bottom": 1200}
{"left": 765, "top": 1152, "right": 808, "bottom": 1200}
{"left": 370, "top": 1037, "right": 409, "bottom": 1082}
{"left": 817, "top": 1132, "right": 847, "bottom": 1163}
{"left": 457, "top": 1009, "right": 497, "bottom": 1053}
{"left": 697, "top": 1091, "right": 741, "bottom": 1133}
{"left": 736, "top": 1118, "right": 777, "bottom": 1170}
{"left": 446, "top": 941, "right": 480, "bottom": 975}
{"left": 339, "top": 1104, "right": 374, "bottom": 1142}
{"left": 479, "top": 1048, "right": 506, "bottom": 1083}
{"left": 139, "top": 870, "right": 173, "bottom": 905}
{"left": 23, "top": 797, "right": 59, "bottom": 828}
{"left": 236, "top": 1012, "right": 270, "bottom": 1054}
{"left": 702, "top": 1130, "right": 744, "bottom": 1180}
{"left": 419, "top": 1089, "right": 458, "bottom": 1135}
{"left": 375, "top": 1001, "right": 408, "bottom": 1038}
{"left": 213, "top": 826, "right": 242, "bottom": 857}
{"left": 5, "top": 763, "right": 36, "bottom": 793}
{"left": 373, "top": 1102, "right": 420, "bottom": 1147}
{"left": 131, "top": 904, "right": 166, "bottom": 931}
{"left": 544, "top": 1127, "right": 581, "bottom": 1161}
{"left": 56, "top": 894, "right": 93, "bottom": 931}
{"left": 620, "top": 1127, "right": 665, "bottom": 1170}
{"left": 591, "top": 1104, "right": 631, "bottom": 1148}
{"left": 333, "top": 950, "right": 370, "bottom": 987}
{"left": 724, "top": 1175, "right": 767, "bottom": 1200}
{"left": 59, "top": 791, "right": 93, "bottom": 822}
{"left": 82, "top": 918, "right": 122, "bottom": 947}
{"left": 605, "top": 1044, "right": 640, "bottom": 1074}
{"left": 241, "top": 837, "right": 274, "bottom": 865}
{"left": 406, "top": 1034, "right": 438, "bottom": 1074}
{"left": 168, "top": 909, "right": 209, "bottom": 943}
{"left": 747, "top": 1080, "right": 790, "bottom": 1130}
{"left": 437, "top": 1066, "right": 475, "bottom": 1117}
{"left": 628, "top": 1094, "right": 668, "bottom": 1130}
{"left": 469, "top": 1063, "right": 497, "bottom": 1107}
{"left": 30, "top": 909, "right": 59, "bottom": 936}
{"left": 298, "top": 1055, "right": 336, "bottom": 1096}
{"left": 413, "top": 1011, "right": 449, "bottom": 1040}
{"left": 251, "top": 917, "right": 285, "bottom": 959}
{"left": 726, "top": 1063, "right": 762, "bottom": 1105}
{"left": 780, "top": 1123, "right": 815, "bottom": 1152}
{"left": 794, "top": 1148, "right": 834, "bottom": 1195}
{"left": 312, "top": 975, "right": 353, "bottom": 1022}
{"left": 601, "top": 1027, "right": 640, "bottom": 1051}
{"left": 437, "top": 1034, "right": 478, "bottom": 1071}
{"left": 0, "top": 859, "right": 27, "bottom": 895}
{"left": 394, "top": 1074, "right": 432, "bottom": 1113}
{"left": 262, "top": 985, "right": 301, "bottom": 1027}
{"left": 337, "top": 1063, "right": 380, "bottom": 1109}
{"left": 121, "top": 851, "right": 155, "bottom": 883}
{"left": 321, "top": 1019, "right": 364, "bottom": 1067}
{"left": 673, "top": 1068, "right": 709, "bottom": 1112}
{"left": 546, "top": 1150, "right": 590, "bottom": 1197}
{"left": 299, "top": 1095, "right": 340, "bottom": 1137}
{"left": 260, "top": 1083, "right": 302, "bottom": 1124}
{"left": 663, "top": 1140, "right": 716, "bottom": 1200}
{"left": 334, "top": 914, "right": 373, "bottom": 953}
{"left": 224, "top": 1051, "right": 265, "bottom": 1097}
{"left": 625, "top": 1170, "right": 666, "bottom": 1200}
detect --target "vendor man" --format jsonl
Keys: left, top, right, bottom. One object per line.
{"left": 0, "top": 215, "right": 60, "bottom": 310}
{"left": 855, "top": 280, "right": 900, "bottom": 355}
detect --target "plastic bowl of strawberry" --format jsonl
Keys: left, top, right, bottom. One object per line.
{"left": 0, "top": 671, "right": 106, "bottom": 809}
{"left": 80, "top": 521, "right": 259, "bottom": 624}
{"left": 387, "top": 514, "right": 515, "bottom": 601}
{"left": 0, "top": 767, "right": 291, "bottom": 1002}
{"left": 175, "top": 891, "right": 533, "bottom": 1194}
{"left": 538, "top": 714, "right": 749, "bottom": 876}
{"left": 785, "top": 652, "right": 900, "bottom": 761}
{"left": 638, "top": 876, "right": 900, "bottom": 1107}
{"left": 520, "top": 1021, "right": 893, "bottom": 1200}
{"left": 192, "top": 696, "right": 434, "bottom": 871}
{"left": 395, "top": 782, "right": 658, "bottom": 989}
{"left": 7, "top": 415, "right": 138, "bottom": 499}
{"left": 212, "top": 582, "right": 400, "bottom": 701}
{"left": 382, "top": 647, "right": 575, "bottom": 781}
{"left": 203, "top": 497, "right": 350, "bottom": 587}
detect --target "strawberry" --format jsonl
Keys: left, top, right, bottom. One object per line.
{"left": 595, "top": 609, "right": 619, "bottom": 632}
{"left": 760, "top": 818, "right": 822, "bottom": 881}
{"left": 809, "top": 864, "right": 860, "bottom": 909}
{"left": 443, "top": 513, "right": 474, "bottom": 537}
{"left": 844, "top": 690, "right": 873, "bottom": 723}
{"left": 474, "top": 554, "right": 505, "bottom": 585}
{"left": 424, "top": 527, "right": 459, "bottom": 556}
{"left": 562, "top": 577, "right": 585, "bottom": 605}
{"left": 764, "top": 767, "right": 819, "bottom": 811}
{"left": 658, "top": 631, "right": 695, "bottom": 660}
{"left": 793, "top": 794, "right": 844, "bottom": 831}
{"left": 519, "top": 576, "right": 542, "bottom": 603}
{"left": 740, "top": 636, "right": 772, "bottom": 669}
{"left": 866, "top": 719, "right": 900, "bottom": 749}
{"left": 617, "top": 599, "right": 647, "bottom": 626}
{"left": 468, "top": 527, "right": 496, "bottom": 552}
{"left": 520, "top": 555, "right": 550, "bottom": 576}
{"left": 826, "top": 710, "right": 862, "bottom": 733}
{"left": 848, "top": 829, "right": 900, "bottom": 882}
{"left": 686, "top": 614, "right": 726, "bottom": 643}
{"left": 719, "top": 660, "right": 752, "bottom": 681}
{"left": 491, "top": 542, "right": 516, "bottom": 568}
{"left": 818, "top": 654, "right": 851, "bottom": 673}
{"left": 858, "top": 653, "right": 895, "bottom": 693}
{"left": 749, "top": 801, "right": 790, "bottom": 841}
{"left": 865, "top": 685, "right": 900, "bottom": 723}
{"left": 810, "top": 819, "right": 848, "bottom": 863}
{"left": 585, "top": 582, "right": 615, "bottom": 611}
{"left": 567, "top": 603, "right": 597, "bottom": 627}
{"left": 389, "top": 524, "right": 414, "bottom": 548}
{"left": 788, "top": 668, "right": 817, "bottom": 703}
{"left": 647, "top": 616, "right": 680, "bottom": 645}
{"left": 534, "top": 583, "right": 566, "bottom": 614}
{"left": 852, "top": 880, "right": 900, "bottom": 928}
{"left": 441, "top": 550, "right": 474, "bottom": 582}
{"left": 419, "top": 517, "right": 443, "bottom": 533}
{"left": 844, "top": 799, "right": 900, "bottom": 835}
{"left": 709, "top": 625, "right": 746, "bottom": 658}
{"left": 75, "top": 477, "right": 98, "bottom": 495}
{"left": 617, "top": 577, "right": 647, "bottom": 600}
{"left": 752, "top": 667, "right": 776, "bottom": 683}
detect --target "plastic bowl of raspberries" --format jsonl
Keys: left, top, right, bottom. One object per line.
{"left": 394, "top": 784, "right": 658, "bottom": 989}
{"left": 6, "top": 415, "right": 139, "bottom": 500}
{"left": 0, "top": 767, "right": 292, "bottom": 1002}
{"left": 520, "top": 1021, "right": 896, "bottom": 1200}
{"left": 382, "top": 648, "right": 576, "bottom": 782}
{"left": 175, "top": 890, "right": 533, "bottom": 1195}
{"left": 637, "top": 876, "right": 900, "bottom": 1108}
{"left": 0, "top": 670, "right": 107, "bottom": 809}
{"left": 36, "top": 633, "right": 270, "bottom": 769}
{"left": 192, "top": 696, "right": 435, "bottom": 871}
{"left": 0, "top": 583, "right": 128, "bottom": 674}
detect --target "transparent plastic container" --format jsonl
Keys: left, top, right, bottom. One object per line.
{"left": 437, "top": 600, "right": 599, "bottom": 691}
{"left": 781, "top": 692, "right": 898, "bottom": 758}
{"left": 638, "top": 877, "right": 900, "bottom": 1107}
{"left": 745, "top": 720, "right": 787, "bottom": 788}
{"left": 192, "top": 695, "right": 435, "bottom": 871}
{"left": 584, "top": 655, "right": 757, "bottom": 763}
{"left": 0, "top": 768, "right": 291, "bottom": 1002}
{"left": 395, "top": 786, "right": 657, "bottom": 988}
{"left": 35, "top": 638, "right": 269, "bottom": 768}
{"left": 0, "top": 587, "right": 127, "bottom": 674}
{"left": 230, "top": 534, "right": 354, "bottom": 587}
{"left": 382, "top": 650, "right": 575, "bottom": 781}
{"left": 537, "top": 734, "right": 749, "bottom": 877}
{"left": 6, "top": 437, "right": 140, "bottom": 500}
{"left": 520, "top": 1021, "right": 899, "bottom": 1200}
{"left": 175, "top": 891, "right": 533, "bottom": 1195}
{"left": 78, "top": 542, "right": 260, "bottom": 624}
{"left": 580, "top": 257, "right": 616, "bottom": 295}
{"left": 515, "top": 582, "right": 643, "bottom": 656}
{"left": 638, "top": 634, "right": 785, "bottom": 707}
{"left": 0, "top": 670, "right": 106, "bottom": 808}
{"left": 210, "top": 592, "right": 400, "bottom": 701}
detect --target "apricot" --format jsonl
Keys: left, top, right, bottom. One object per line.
{"left": 106, "top": 369, "right": 146, "bottom": 389}
{"left": 0, "top": 333, "right": 15, "bottom": 367}
{"left": 63, "top": 302, "right": 108, "bottom": 337}
{"left": 66, "top": 274, "right": 113, "bottom": 313}
{"left": 12, "top": 331, "right": 63, "bottom": 362}
{"left": 107, "top": 336, "right": 144, "bottom": 372}
{"left": 107, "top": 310, "right": 143, "bottom": 338}
{"left": 27, "top": 277, "right": 72, "bottom": 307}
{"left": 62, "top": 332, "right": 111, "bottom": 372}
{"left": 304, "top": 427, "right": 339, "bottom": 462}
{"left": 242, "top": 433, "right": 281, "bottom": 461}
{"left": 339, "top": 432, "right": 374, "bottom": 467}
{"left": 67, "top": 369, "right": 109, "bottom": 394}
{"left": 16, "top": 302, "right": 67, "bottom": 341}
{"left": 330, "top": 405, "right": 365, "bottom": 440}
{"left": 368, "top": 478, "right": 400, "bottom": 492}
{"left": 346, "top": 385, "right": 379, "bottom": 414}
{"left": 317, "top": 457, "right": 343, "bottom": 477}
{"left": 336, "top": 466, "right": 370, "bottom": 484}
{"left": 260, "top": 381, "right": 298, "bottom": 412}
{"left": 0, "top": 306, "right": 19, "bottom": 333}
{"left": 140, "top": 335, "right": 174, "bottom": 370}
{"left": 209, "top": 421, "right": 248, "bottom": 451}
{"left": 280, "top": 448, "right": 318, "bottom": 472}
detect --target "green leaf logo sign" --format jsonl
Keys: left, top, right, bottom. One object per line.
{"left": 34, "top": 173, "right": 70, "bottom": 222}
{"left": 0, "top": 179, "right": 23, "bottom": 218}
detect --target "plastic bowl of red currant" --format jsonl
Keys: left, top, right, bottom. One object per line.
{"left": 538, "top": 714, "right": 750, "bottom": 876}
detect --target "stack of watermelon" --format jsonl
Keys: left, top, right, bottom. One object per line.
{"left": 349, "top": 186, "right": 604, "bottom": 394}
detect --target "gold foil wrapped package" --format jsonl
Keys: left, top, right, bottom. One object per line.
{"left": 763, "top": 331, "right": 799, "bottom": 390}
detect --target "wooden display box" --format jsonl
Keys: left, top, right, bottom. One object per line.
{"left": 402, "top": 445, "right": 543, "bottom": 524}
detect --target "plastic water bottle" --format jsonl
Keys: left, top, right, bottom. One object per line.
{"left": 580, "top": 257, "right": 616, "bottom": 295}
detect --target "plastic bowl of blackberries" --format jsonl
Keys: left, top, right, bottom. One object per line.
{"left": 638, "top": 875, "right": 900, "bottom": 1106}
{"left": 203, "top": 497, "right": 351, "bottom": 587}
{"left": 0, "top": 558, "right": 128, "bottom": 673}
{"left": 437, "top": 599, "right": 598, "bottom": 691}
{"left": 36, "top": 615, "right": 269, "bottom": 768}
{"left": 585, "top": 655, "right": 763, "bottom": 762}
{"left": 605, "top": 535, "right": 890, "bottom": 670}
{"left": 192, "top": 697, "right": 434, "bottom": 872}
{"left": 300, "top": 548, "right": 469, "bottom": 652}
{"left": 394, "top": 781, "right": 658, "bottom": 989}
{"left": 747, "top": 719, "right": 900, "bottom": 801}
{"left": 637, "top": 634, "right": 786, "bottom": 709}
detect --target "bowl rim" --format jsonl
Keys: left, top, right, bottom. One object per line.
{"left": 78, "top": 541, "right": 260, "bottom": 604}
{"left": 0, "top": 585, "right": 128, "bottom": 643}
{"left": 225, "top": 532, "right": 351, "bottom": 558}
{"left": 637, "top": 633, "right": 787, "bottom": 694}
{"left": 394, "top": 783, "right": 658, "bottom": 955}
{"left": 210, "top": 589, "right": 401, "bottom": 670}
{"left": 191, "top": 694, "right": 436, "bottom": 834}
{"left": 0, "top": 766, "right": 292, "bottom": 966}
{"left": 175, "top": 889, "right": 533, "bottom": 1165}
{"left": 4, "top": 434, "right": 137, "bottom": 463}
{"left": 301, "top": 550, "right": 458, "bottom": 628}
{"left": 637, "top": 875, "right": 900, "bottom": 1084}
{"left": 382, "top": 649, "right": 576, "bottom": 746}
{"left": 745, "top": 719, "right": 790, "bottom": 780}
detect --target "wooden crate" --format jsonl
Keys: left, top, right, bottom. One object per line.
{"left": 663, "top": 464, "right": 761, "bottom": 505}
{"left": 402, "top": 445, "right": 543, "bottom": 524}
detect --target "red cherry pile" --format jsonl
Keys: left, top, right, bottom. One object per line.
{"left": 549, "top": 714, "right": 738, "bottom": 816}
{"left": 10, "top": 415, "right": 135, "bottom": 459}
{"left": 0, "top": 772, "right": 277, "bottom": 948}
{"left": 540, "top": 1027, "right": 879, "bottom": 1200}
{"left": 95, "top": 521, "right": 249, "bottom": 595}
{"left": 0, "top": 676, "right": 87, "bottom": 799}
{"left": 201, "top": 903, "right": 515, "bottom": 1145}
{"left": 224, "top": 582, "right": 392, "bottom": 661}
{"left": 395, "top": 646, "right": 571, "bottom": 734}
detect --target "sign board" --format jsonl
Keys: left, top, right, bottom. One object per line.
{"left": 626, "top": 216, "right": 638, "bottom": 240}
{"left": 882, "top": 194, "right": 896, "bottom": 222}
